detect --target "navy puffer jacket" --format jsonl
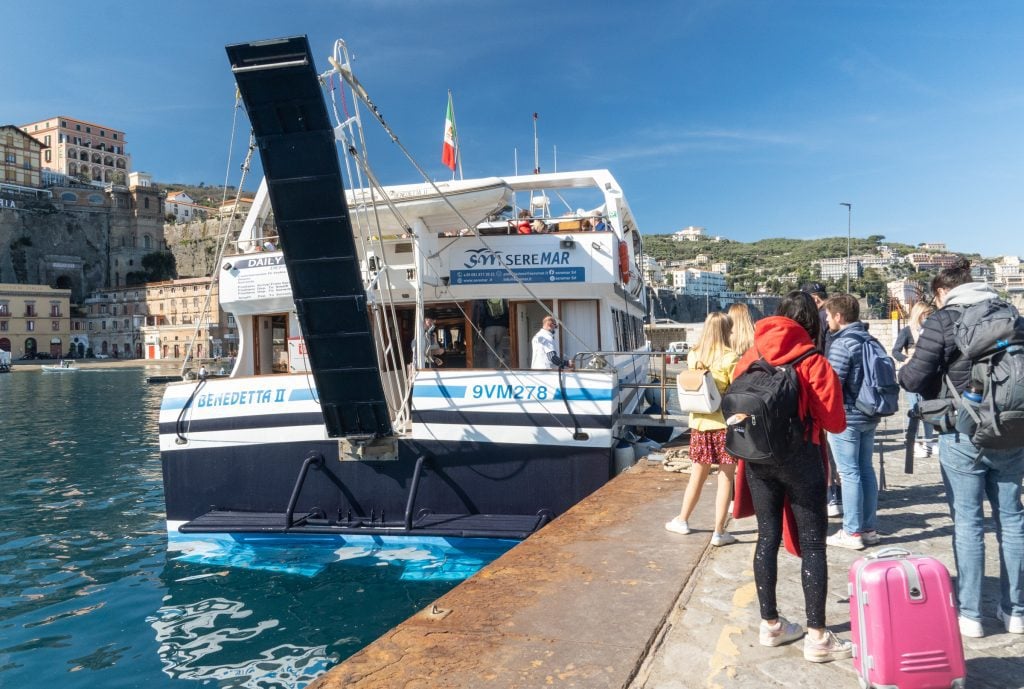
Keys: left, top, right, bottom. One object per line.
{"left": 898, "top": 282, "right": 1000, "bottom": 399}
{"left": 826, "top": 321, "right": 875, "bottom": 427}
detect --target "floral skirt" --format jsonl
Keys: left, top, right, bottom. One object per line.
{"left": 689, "top": 428, "right": 736, "bottom": 465}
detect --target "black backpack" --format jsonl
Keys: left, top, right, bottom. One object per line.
{"left": 722, "top": 350, "right": 815, "bottom": 464}
{"left": 951, "top": 299, "right": 1024, "bottom": 449}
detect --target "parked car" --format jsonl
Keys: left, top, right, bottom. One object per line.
{"left": 666, "top": 341, "right": 690, "bottom": 355}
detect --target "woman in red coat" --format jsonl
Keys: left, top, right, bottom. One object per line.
{"left": 732, "top": 291, "right": 850, "bottom": 663}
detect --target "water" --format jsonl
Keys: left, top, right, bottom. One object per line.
{"left": 0, "top": 367, "right": 512, "bottom": 688}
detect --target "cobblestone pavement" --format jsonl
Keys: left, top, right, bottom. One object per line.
{"left": 634, "top": 410, "right": 1024, "bottom": 689}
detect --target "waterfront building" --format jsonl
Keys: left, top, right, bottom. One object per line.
{"left": 135, "top": 277, "right": 234, "bottom": 361}
{"left": 1, "top": 125, "right": 45, "bottom": 188}
{"left": 165, "top": 191, "right": 210, "bottom": 223}
{"left": 20, "top": 116, "right": 129, "bottom": 185}
{"left": 711, "top": 261, "right": 729, "bottom": 274}
{"left": 0, "top": 283, "right": 72, "bottom": 358}
{"left": 82, "top": 286, "right": 148, "bottom": 358}
{"left": 818, "top": 257, "right": 862, "bottom": 281}
{"left": 919, "top": 242, "right": 947, "bottom": 251}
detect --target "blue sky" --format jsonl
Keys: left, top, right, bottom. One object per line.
{"left": 4, "top": 1, "right": 1021, "bottom": 258}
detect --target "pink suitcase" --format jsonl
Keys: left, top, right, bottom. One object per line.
{"left": 849, "top": 548, "right": 965, "bottom": 689}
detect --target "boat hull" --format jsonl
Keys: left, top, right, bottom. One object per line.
{"left": 161, "top": 436, "right": 612, "bottom": 529}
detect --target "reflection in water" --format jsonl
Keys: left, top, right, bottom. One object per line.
{"left": 149, "top": 597, "right": 331, "bottom": 687}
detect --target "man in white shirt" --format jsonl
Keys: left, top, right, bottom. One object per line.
{"left": 531, "top": 316, "right": 571, "bottom": 369}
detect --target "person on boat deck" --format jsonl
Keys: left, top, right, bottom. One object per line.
{"left": 516, "top": 209, "right": 532, "bottom": 235}
{"left": 413, "top": 318, "right": 445, "bottom": 368}
{"left": 531, "top": 316, "right": 572, "bottom": 369}
{"left": 477, "top": 299, "right": 509, "bottom": 368}
{"left": 592, "top": 214, "right": 608, "bottom": 232}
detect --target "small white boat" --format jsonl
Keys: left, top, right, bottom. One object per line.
{"left": 41, "top": 360, "right": 79, "bottom": 372}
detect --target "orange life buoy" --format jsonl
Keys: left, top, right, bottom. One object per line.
{"left": 618, "top": 241, "right": 631, "bottom": 284}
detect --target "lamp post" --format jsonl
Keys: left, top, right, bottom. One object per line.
{"left": 840, "top": 202, "right": 852, "bottom": 293}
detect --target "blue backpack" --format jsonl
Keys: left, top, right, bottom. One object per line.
{"left": 847, "top": 330, "right": 900, "bottom": 417}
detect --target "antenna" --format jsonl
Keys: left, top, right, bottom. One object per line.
{"left": 532, "top": 112, "right": 539, "bottom": 174}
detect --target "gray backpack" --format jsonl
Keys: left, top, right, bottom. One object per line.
{"left": 952, "top": 299, "right": 1024, "bottom": 449}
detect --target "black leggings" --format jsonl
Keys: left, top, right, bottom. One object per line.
{"left": 745, "top": 442, "right": 829, "bottom": 629}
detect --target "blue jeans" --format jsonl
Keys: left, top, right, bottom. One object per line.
{"left": 938, "top": 432, "right": 1024, "bottom": 621}
{"left": 905, "top": 390, "right": 934, "bottom": 443}
{"left": 828, "top": 422, "right": 879, "bottom": 535}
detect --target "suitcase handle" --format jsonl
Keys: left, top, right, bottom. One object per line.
{"left": 866, "top": 547, "right": 911, "bottom": 560}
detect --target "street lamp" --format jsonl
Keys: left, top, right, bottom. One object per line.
{"left": 840, "top": 202, "right": 852, "bottom": 293}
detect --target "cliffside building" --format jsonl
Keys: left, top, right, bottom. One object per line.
{"left": 1, "top": 125, "right": 46, "bottom": 188}
{"left": 20, "top": 116, "right": 129, "bottom": 186}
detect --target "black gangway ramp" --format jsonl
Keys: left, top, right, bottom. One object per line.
{"left": 226, "top": 36, "right": 392, "bottom": 439}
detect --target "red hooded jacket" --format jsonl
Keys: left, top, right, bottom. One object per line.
{"left": 731, "top": 316, "right": 846, "bottom": 555}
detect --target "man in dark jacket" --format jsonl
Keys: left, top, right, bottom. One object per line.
{"left": 898, "top": 259, "right": 1024, "bottom": 639}
{"left": 823, "top": 294, "right": 880, "bottom": 551}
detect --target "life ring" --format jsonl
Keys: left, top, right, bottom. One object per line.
{"left": 618, "top": 241, "right": 631, "bottom": 284}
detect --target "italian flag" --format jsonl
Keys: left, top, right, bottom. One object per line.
{"left": 442, "top": 93, "right": 457, "bottom": 171}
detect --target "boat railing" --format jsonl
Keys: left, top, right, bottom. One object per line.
{"left": 571, "top": 350, "right": 688, "bottom": 428}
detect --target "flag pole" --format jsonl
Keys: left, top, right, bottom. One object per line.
{"left": 448, "top": 89, "right": 463, "bottom": 180}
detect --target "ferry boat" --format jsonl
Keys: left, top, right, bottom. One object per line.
{"left": 159, "top": 36, "right": 679, "bottom": 548}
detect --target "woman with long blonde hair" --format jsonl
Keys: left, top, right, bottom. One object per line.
{"left": 728, "top": 303, "right": 755, "bottom": 356}
{"left": 892, "top": 300, "right": 936, "bottom": 457}
{"left": 666, "top": 311, "right": 739, "bottom": 545}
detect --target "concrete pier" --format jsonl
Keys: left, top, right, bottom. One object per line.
{"left": 311, "top": 409, "right": 1024, "bottom": 689}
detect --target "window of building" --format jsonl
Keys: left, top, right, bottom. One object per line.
{"left": 0, "top": 303, "right": 8, "bottom": 316}
{"left": 52, "top": 321, "right": 59, "bottom": 331}
{"left": 4, "top": 153, "right": 14, "bottom": 163}
{"left": 100, "top": 130, "right": 105, "bottom": 137}
{"left": 45, "top": 150, "right": 51, "bottom": 163}
{"left": 0, "top": 321, "right": 7, "bottom": 331}
{"left": 25, "top": 303, "right": 36, "bottom": 317}
{"left": 26, "top": 321, "right": 35, "bottom": 332}
{"left": 44, "top": 135, "right": 51, "bottom": 146}
{"left": 124, "top": 319, "right": 129, "bottom": 329}
{"left": 86, "top": 127, "right": 91, "bottom": 134}
{"left": 61, "top": 192, "right": 77, "bottom": 202}
{"left": 101, "top": 321, "right": 106, "bottom": 330}
{"left": 144, "top": 197, "right": 150, "bottom": 209}
{"left": 88, "top": 322, "right": 94, "bottom": 331}
{"left": 76, "top": 124, "right": 81, "bottom": 131}
{"left": 113, "top": 133, "right": 118, "bottom": 140}
{"left": 50, "top": 304, "right": 60, "bottom": 317}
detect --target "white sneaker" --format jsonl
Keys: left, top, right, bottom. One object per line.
{"left": 826, "top": 530, "right": 864, "bottom": 550}
{"left": 759, "top": 616, "right": 804, "bottom": 647}
{"left": 913, "top": 442, "right": 932, "bottom": 458}
{"left": 803, "top": 629, "right": 853, "bottom": 663}
{"left": 711, "top": 532, "right": 737, "bottom": 547}
{"left": 997, "top": 608, "right": 1024, "bottom": 634}
{"left": 827, "top": 500, "right": 842, "bottom": 517}
{"left": 861, "top": 530, "right": 881, "bottom": 546}
{"left": 958, "top": 615, "right": 984, "bottom": 638}
{"left": 664, "top": 517, "right": 690, "bottom": 535}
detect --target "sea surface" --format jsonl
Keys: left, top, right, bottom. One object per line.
{"left": 0, "top": 366, "right": 512, "bottom": 688}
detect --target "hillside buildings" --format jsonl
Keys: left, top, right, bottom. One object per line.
{"left": 1, "top": 126, "right": 46, "bottom": 188}
{"left": 19, "top": 116, "right": 129, "bottom": 186}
